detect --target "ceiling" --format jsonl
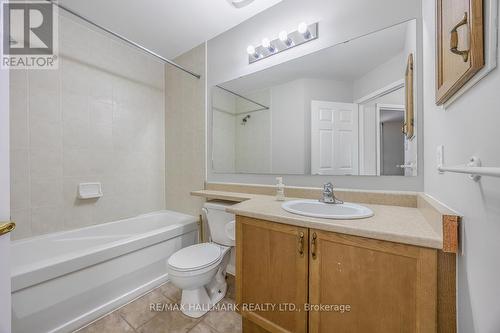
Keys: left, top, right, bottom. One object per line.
{"left": 59, "top": 0, "right": 283, "bottom": 59}
{"left": 222, "top": 20, "right": 410, "bottom": 93}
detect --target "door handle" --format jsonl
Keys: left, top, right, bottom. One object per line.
{"left": 0, "top": 222, "right": 16, "bottom": 236}
{"left": 450, "top": 12, "right": 470, "bottom": 62}
{"left": 298, "top": 231, "right": 304, "bottom": 256}
{"left": 311, "top": 232, "right": 317, "bottom": 260}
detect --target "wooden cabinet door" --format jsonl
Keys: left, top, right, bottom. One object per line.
{"left": 436, "top": 0, "right": 484, "bottom": 104}
{"left": 309, "top": 230, "right": 437, "bottom": 333}
{"left": 236, "top": 216, "right": 308, "bottom": 333}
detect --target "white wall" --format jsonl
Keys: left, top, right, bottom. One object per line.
{"left": 212, "top": 110, "right": 236, "bottom": 172}
{"left": 422, "top": 0, "right": 500, "bottom": 332}
{"left": 207, "top": 0, "right": 423, "bottom": 190}
{"left": 270, "top": 79, "right": 306, "bottom": 174}
{"left": 9, "top": 14, "right": 166, "bottom": 240}
{"left": 352, "top": 52, "right": 406, "bottom": 100}
{"left": 212, "top": 88, "right": 237, "bottom": 172}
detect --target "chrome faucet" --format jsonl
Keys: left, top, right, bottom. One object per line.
{"left": 320, "top": 182, "right": 343, "bottom": 204}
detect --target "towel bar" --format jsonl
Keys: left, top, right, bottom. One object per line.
{"left": 438, "top": 156, "right": 500, "bottom": 181}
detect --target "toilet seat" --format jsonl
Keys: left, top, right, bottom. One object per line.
{"left": 167, "top": 243, "right": 222, "bottom": 272}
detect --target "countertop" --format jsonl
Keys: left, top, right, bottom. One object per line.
{"left": 192, "top": 190, "right": 443, "bottom": 249}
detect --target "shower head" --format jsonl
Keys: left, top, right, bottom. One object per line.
{"left": 241, "top": 115, "right": 251, "bottom": 125}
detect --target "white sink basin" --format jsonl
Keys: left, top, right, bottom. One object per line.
{"left": 281, "top": 200, "right": 374, "bottom": 219}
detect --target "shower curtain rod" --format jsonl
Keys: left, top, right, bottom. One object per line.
{"left": 215, "top": 85, "right": 270, "bottom": 110}
{"left": 47, "top": 0, "right": 201, "bottom": 79}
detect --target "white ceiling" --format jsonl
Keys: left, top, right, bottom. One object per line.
{"left": 59, "top": 0, "right": 282, "bottom": 59}
{"left": 222, "top": 20, "right": 410, "bottom": 93}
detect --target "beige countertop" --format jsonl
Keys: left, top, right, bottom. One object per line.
{"left": 193, "top": 190, "right": 443, "bottom": 249}
{"left": 227, "top": 196, "right": 442, "bottom": 249}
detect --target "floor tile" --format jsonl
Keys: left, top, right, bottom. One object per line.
{"left": 188, "top": 322, "right": 219, "bottom": 333}
{"left": 160, "top": 282, "right": 182, "bottom": 302}
{"left": 137, "top": 309, "right": 199, "bottom": 333}
{"left": 77, "top": 312, "right": 135, "bottom": 333}
{"left": 200, "top": 299, "right": 242, "bottom": 333}
{"left": 119, "top": 288, "right": 172, "bottom": 329}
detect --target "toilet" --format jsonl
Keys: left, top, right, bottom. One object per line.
{"left": 166, "top": 201, "right": 235, "bottom": 318}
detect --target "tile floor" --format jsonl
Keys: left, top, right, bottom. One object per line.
{"left": 75, "top": 276, "right": 240, "bottom": 333}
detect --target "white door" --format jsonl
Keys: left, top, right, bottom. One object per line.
{"left": 311, "top": 101, "right": 359, "bottom": 175}
{"left": 0, "top": 38, "right": 12, "bottom": 333}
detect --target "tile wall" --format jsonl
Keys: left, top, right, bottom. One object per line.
{"left": 9, "top": 13, "right": 165, "bottom": 239}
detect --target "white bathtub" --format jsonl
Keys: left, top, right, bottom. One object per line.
{"left": 11, "top": 210, "right": 198, "bottom": 333}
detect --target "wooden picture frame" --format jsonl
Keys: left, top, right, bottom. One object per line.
{"left": 436, "top": 0, "right": 484, "bottom": 105}
{"left": 404, "top": 53, "right": 415, "bottom": 140}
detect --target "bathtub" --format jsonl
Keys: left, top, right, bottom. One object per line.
{"left": 11, "top": 210, "right": 198, "bottom": 333}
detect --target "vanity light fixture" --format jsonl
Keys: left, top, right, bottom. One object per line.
{"left": 247, "top": 22, "right": 319, "bottom": 64}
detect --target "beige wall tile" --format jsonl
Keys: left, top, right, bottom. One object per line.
{"left": 10, "top": 149, "right": 30, "bottom": 211}
{"left": 165, "top": 44, "right": 206, "bottom": 217}
{"left": 30, "top": 149, "right": 62, "bottom": 179}
{"left": 10, "top": 15, "right": 166, "bottom": 239}
{"left": 89, "top": 101, "right": 113, "bottom": 126}
{"left": 10, "top": 77, "right": 29, "bottom": 150}
{"left": 31, "top": 206, "right": 64, "bottom": 234}
{"left": 30, "top": 178, "right": 63, "bottom": 208}
{"left": 10, "top": 209, "right": 32, "bottom": 240}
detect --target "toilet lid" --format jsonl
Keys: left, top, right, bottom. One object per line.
{"left": 168, "top": 243, "right": 222, "bottom": 272}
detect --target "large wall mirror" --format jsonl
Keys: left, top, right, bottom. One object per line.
{"left": 211, "top": 20, "right": 418, "bottom": 177}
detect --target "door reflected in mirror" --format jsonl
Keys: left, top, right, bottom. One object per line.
{"left": 211, "top": 19, "right": 418, "bottom": 177}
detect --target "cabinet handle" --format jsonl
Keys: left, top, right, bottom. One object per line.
{"left": 311, "top": 232, "right": 317, "bottom": 259}
{"left": 298, "top": 232, "right": 305, "bottom": 255}
{"left": 450, "top": 12, "right": 470, "bottom": 62}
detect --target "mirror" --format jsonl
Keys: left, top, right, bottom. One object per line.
{"left": 211, "top": 20, "right": 418, "bottom": 176}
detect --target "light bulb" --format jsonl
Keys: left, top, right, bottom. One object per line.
{"left": 298, "top": 22, "right": 311, "bottom": 39}
{"left": 298, "top": 22, "right": 308, "bottom": 34}
{"left": 278, "top": 31, "right": 288, "bottom": 42}
{"left": 262, "top": 37, "right": 275, "bottom": 52}
{"left": 279, "top": 30, "right": 292, "bottom": 46}
{"left": 246, "top": 45, "right": 256, "bottom": 55}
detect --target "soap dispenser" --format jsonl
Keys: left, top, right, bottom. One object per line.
{"left": 276, "top": 177, "right": 285, "bottom": 201}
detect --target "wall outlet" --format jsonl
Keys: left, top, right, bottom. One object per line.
{"left": 437, "top": 145, "right": 444, "bottom": 172}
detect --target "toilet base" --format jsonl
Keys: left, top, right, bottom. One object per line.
{"left": 180, "top": 268, "right": 228, "bottom": 318}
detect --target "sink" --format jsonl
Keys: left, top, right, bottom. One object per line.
{"left": 281, "top": 200, "right": 374, "bottom": 219}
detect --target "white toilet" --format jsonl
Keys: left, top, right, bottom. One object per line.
{"left": 167, "top": 201, "right": 235, "bottom": 318}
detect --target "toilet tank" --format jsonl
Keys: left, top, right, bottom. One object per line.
{"left": 203, "top": 201, "right": 235, "bottom": 246}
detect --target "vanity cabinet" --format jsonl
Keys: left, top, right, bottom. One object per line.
{"left": 236, "top": 216, "right": 438, "bottom": 333}
{"left": 236, "top": 216, "right": 309, "bottom": 333}
{"left": 309, "top": 230, "right": 437, "bottom": 333}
